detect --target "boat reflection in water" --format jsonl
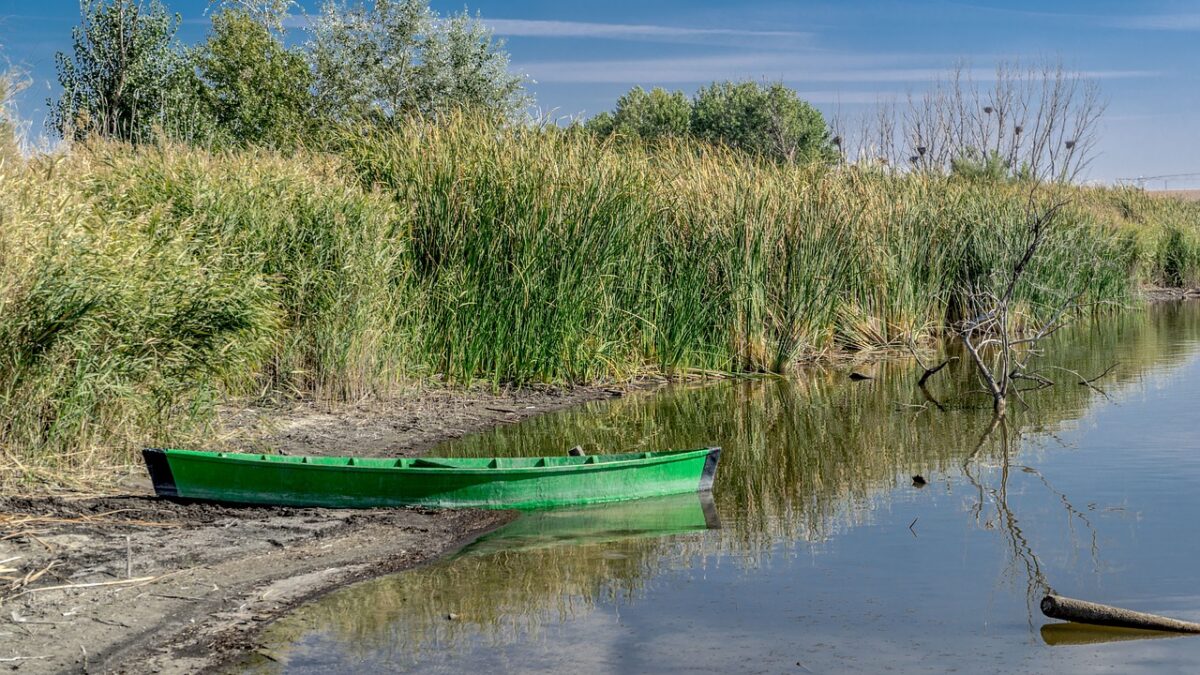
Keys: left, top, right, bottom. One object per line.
{"left": 242, "top": 493, "right": 720, "bottom": 671}
{"left": 465, "top": 491, "right": 719, "bottom": 557}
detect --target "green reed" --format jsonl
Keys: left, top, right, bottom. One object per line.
{"left": 2, "top": 117, "right": 1199, "bottom": 481}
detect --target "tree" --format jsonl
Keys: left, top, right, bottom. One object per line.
{"left": 309, "top": 0, "right": 526, "bottom": 125}
{"left": 582, "top": 111, "right": 614, "bottom": 137}
{"left": 415, "top": 11, "right": 526, "bottom": 119}
{"left": 49, "top": 0, "right": 189, "bottom": 142}
{"left": 840, "top": 60, "right": 1106, "bottom": 183}
{"left": 691, "top": 81, "right": 836, "bottom": 163}
{"left": 603, "top": 86, "right": 690, "bottom": 141}
{"left": 193, "top": 7, "right": 313, "bottom": 146}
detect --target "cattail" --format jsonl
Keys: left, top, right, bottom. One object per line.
{"left": 983, "top": 106, "right": 994, "bottom": 114}
{"left": 916, "top": 146, "right": 927, "bottom": 156}
{"left": 909, "top": 155, "right": 920, "bottom": 164}
{"left": 1064, "top": 139, "right": 1076, "bottom": 150}
{"left": 1013, "top": 125, "right": 1023, "bottom": 134}
{"left": 832, "top": 135, "right": 842, "bottom": 147}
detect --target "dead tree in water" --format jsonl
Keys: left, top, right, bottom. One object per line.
{"left": 956, "top": 196, "right": 1074, "bottom": 416}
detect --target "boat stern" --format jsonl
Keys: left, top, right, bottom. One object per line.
{"left": 142, "top": 448, "right": 180, "bottom": 498}
{"left": 699, "top": 446, "right": 721, "bottom": 492}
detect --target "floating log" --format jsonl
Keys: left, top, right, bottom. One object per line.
{"left": 1041, "top": 594, "right": 1200, "bottom": 634}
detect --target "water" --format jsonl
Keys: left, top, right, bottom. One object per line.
{"left": 241, "top": 302, "right": 1200, "bottom": 674}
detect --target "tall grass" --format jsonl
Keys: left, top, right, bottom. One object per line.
{"left": 2, "top": 117, "right": 1199, "bottom": 481}
{"left": 339, "top": 119, "right": 1165, "bottom": 380}
{"left": 0, "top": 71, "right": 20, "bottom": 166}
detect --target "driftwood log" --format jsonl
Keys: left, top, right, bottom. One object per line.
{"left": 1041, "top": 594, "right": 1200, "bottom": 634}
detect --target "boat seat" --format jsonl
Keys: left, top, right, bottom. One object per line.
{"left": 410, "top": 458, "right": 457, "bottom": 468}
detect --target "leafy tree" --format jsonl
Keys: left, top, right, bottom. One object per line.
{"left": 416, "top": 11, "right": 526, "bottom": 118}
{"left": 582, "top": 111, "right": 615, "bottom": 137}
{"left": 309, "top": 0, "right": 526, "bottom": 125}
{"left": 690, "top": 81, "right": 836, "bottom": 163}
{"left": 193, "top": 7, "right": 313, "bottom": 146}
{"left": 49, "top": 0, "right": 190, "bottom": 142}
{"left": 605, "top": 86, "right": 690, "bottom": 141}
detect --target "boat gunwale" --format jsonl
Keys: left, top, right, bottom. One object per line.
{"left": 148, "top": 447, "right": 720, "bottom": 476}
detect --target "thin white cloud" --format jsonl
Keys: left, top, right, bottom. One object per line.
{"left": 944, "top": 3, "right": 1200, "bottom": 32}
{"left": 518, "top": 53, "right": 924, "bottom": 84}
{"left": 485, "top": 18, "right": 812, "bottom": 42}
{"left": 518, "top": 53, "right": 1158, "bottom": 85}
{"left": 1108, "top": 14, "right": 1200, "bottom": 31}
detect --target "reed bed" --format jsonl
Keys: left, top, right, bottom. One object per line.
{"left": 2, "top": 117, "right": 1199, "bottom": 482}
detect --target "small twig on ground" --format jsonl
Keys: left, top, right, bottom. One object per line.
{"left": 3, "top": 575, "right": 157, "bottom": 603}
{"left": 89, "top": 615, "right": 132, "bottom": 628}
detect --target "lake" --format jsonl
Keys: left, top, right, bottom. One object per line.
{"left": 239, "top": 301, "right": 1200, "bottom": 674}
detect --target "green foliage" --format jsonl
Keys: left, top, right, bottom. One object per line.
{"left": 193, "top": 8, "right": 313, "bottom": 146}
{"left": 309, "top": 0, "right": 526, "bottom": 125}
{"left": 1157, "top": 226, "right": 1200, "bottom": 288}
{"left": 338, "top": 118, "right": 1153, "bottom": 383}
{"left": 949, "top": 148, "right": 1026, "bottom": 182}
{"left": 49, "top": 0, "right": 192, "bottom": 142}
{"left": 4, "top": 120, "right": 1200, "bottom": 482}
{"left": 0, "top": 144, "right": 408, "bottom": 478}
{"left": 690, "top": 81, "right": 837, "bottom": 164}
{"left": 582, "top": 111, "right": 614, "bottom": 137}
{"left": 605, "top": 87, "right": 691, "bottom": 141}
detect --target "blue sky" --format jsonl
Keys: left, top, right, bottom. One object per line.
{"left": 1, "top": 0, "right": 1198, "bottom": 185}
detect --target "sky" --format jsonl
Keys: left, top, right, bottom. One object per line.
{"left": 1, "top": 0, "right": 1198, "bottom": 186}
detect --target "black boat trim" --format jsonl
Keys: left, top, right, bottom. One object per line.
{"left": 142, "top": 448, "right": 179, "bottom": 498}
{"left": 699, "top": 446, "right": 721, "bottom": 492}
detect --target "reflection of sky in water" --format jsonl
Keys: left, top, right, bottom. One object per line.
{"left": 244, "top": 303, "right": 1200, "bottom": 674}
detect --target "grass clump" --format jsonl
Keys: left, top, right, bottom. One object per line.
{"left": 0, "top": 145, "right": 407, "bottom": 483}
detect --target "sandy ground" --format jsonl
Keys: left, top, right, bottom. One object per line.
{"left": 0, "top": 383, "right": 653, "bottom": 674}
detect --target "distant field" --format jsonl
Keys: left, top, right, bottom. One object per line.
{"left": 1153, "top": 189, "right": 1200, "bottom": 201}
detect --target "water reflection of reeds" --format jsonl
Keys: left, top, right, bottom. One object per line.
{"left": 247, "top": 303, "right": 1200, "bottom": 671}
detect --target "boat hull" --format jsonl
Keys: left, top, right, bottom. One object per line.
{"left": 142, "top": 447, "right": 721, "bottom": 509}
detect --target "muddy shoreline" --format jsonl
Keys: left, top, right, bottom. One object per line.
{"left": 0, "top": 383, "right": 657, "bottom": 674}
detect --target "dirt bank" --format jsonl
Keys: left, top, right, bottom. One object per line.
{"left": 0, "top": 383, "right": 653, "bottom": 674}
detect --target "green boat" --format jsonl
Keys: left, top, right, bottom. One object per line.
{"left": 142, "top": 446, "right": 721, "bottom": 509}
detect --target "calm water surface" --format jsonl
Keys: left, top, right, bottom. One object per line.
{"left": 242, "top": 302, "right": 1200, "bottom": 674}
